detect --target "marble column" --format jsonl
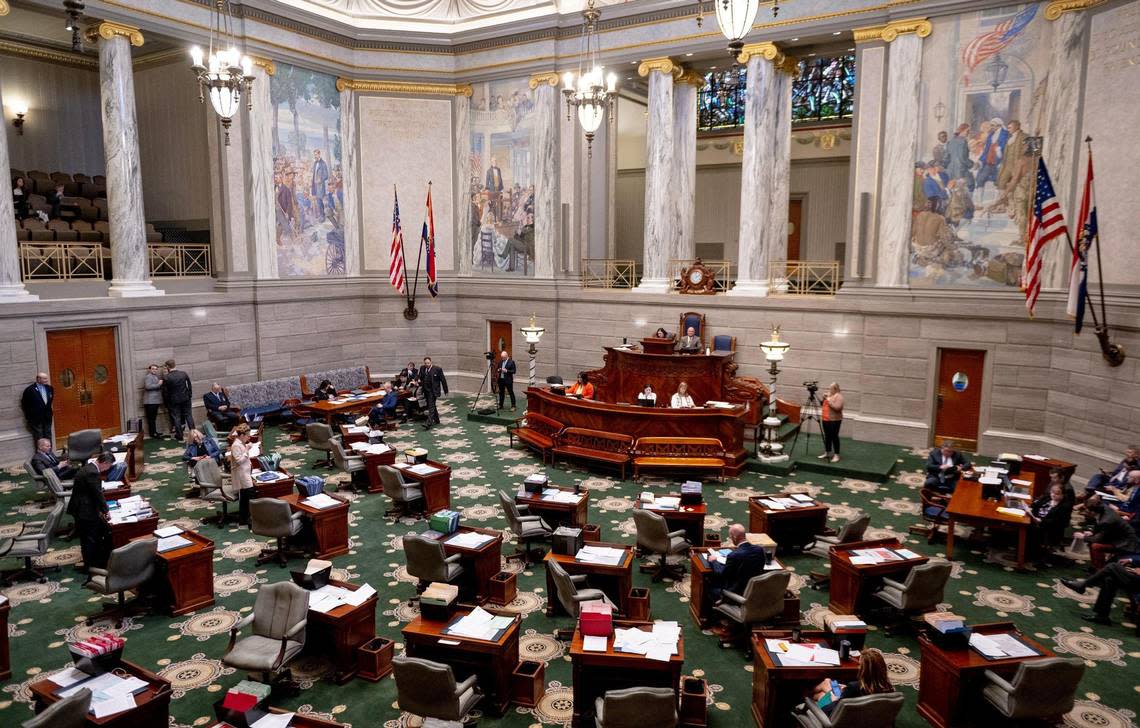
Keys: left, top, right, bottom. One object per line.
{"left": 872, "top": 19, "right": 931, "bottom": 288}
{"left": 454, "top": 93, "right": 473, "bottom": 276}
{"left": 530, "top": 73, "right": 560, "bottom": 279}
{"left": 206, "top": 101, "right": 249, "bottom": 281}
{"left": 769, "top": 61, "right": 794, "bottom": 266}
{"left": 89, "top": 22, "right": 161, "bottom": 297}
{"left": 844, "top": 35, "right": 888, "bottom": 284}
{"left": 636, "top": 58, "right": 678, "bottom": 292}
{"left": 0, "top": 80, "right": 37, "bottom": 301}
{"left": 339, "top": 87, "right": 361, "bottom": 277}
{"left": 248, "top": 60, "right": 277, "bottom": 280}
{"left": 729, "top": 43, "right": 789, "bottom": 297}
{"left": 673, "top": 71, "right": 701, "bottom": 262}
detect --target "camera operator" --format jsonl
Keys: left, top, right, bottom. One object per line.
{"left": 820, "top": 382, "right": 844, "bottom": 463}
{"left": 497, "top": 350, "right": 517, "bottom": 411}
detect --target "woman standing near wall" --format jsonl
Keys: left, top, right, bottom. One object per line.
{"left": 821, "top": 382, "right": 844, "bottom": 463}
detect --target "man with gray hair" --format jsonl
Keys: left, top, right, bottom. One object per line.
{"left": 707, "top": 523, "right": 769, "bottom": 601}
{"left": 20, "top": 372, "right": 54, "bottom": 444}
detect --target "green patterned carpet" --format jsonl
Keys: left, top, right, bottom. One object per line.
{"left": 0, "top": 395, "right": 1137, "bottom": 728}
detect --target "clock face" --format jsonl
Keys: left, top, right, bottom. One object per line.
{"left": 688, "top": 269, "right": 704, "bottom": 285}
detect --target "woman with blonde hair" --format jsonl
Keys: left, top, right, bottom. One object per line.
{"left": 231, "top": 423, "right": 255, "bottom": 524}
{"left": 820, "top": 381, "right": 845, "bottom": 463}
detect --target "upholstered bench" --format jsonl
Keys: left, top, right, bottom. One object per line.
{"left": 632, "top": 436, "right": 727, "bottom": 481}
{"left": 551, "top": 427, "right": 634, "bottom": 480}
{"left": 300, "top": 366, "right": 373, "bottom": 398}
{"left": 509, "top": 412, "right": 564, "bottom": 463}
{"left": 226, "top": 376, "right": 303, "bottom": 421}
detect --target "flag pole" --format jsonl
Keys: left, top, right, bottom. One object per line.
{"left": 396, "top": 183, "right": 417, "bottom": 321}
{"left": 1086, "top": 137, "right": 1108, "bottom": 330}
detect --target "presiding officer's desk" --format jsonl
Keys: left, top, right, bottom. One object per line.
{"left": 526, "top": 346, "right": 768, "bottom": 476}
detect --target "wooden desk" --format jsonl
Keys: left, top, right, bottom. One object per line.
{"left": 104, "top": 432, "right": 144, "bottom": 481}
{"left": 282, "top": 493, "right": 350, "bottom": 559}
{"left": 359, "top": 446, "right": 397, "bottom": 492}
{"left": 544, "top": 543, "right": 634, "bottom": 616}
{"left": 917, "top": 621, "right": 1053, "bottom": 728}
{"left": 299, "top": 391, "right": 386, "bottom": 425}
{"left": 402, "top": 608, "right": 520, "bottom": 716}
{"left": 307, "top": 579, "right": 377, "bottom": 684}
{"left": 436, "top": 526, "right": 504, "bottom": 601}
{"left": 29, "top": 659, "right": 172, "bottom": 727}
{"left": 749, "top": 495, "right": 829, "bottom": 552}
{"left": 101, "top": 480, "right": 132, "bottom": 502}
{"left": 252, "top": 464, "right": 295, "bottom": 499}
{"left": 828, "top": 538, "right": 929, "bottom": 616}
{"left": 688, "top": 548, "right": 798, "bottom": 629}
{"left": 636, "top": 496, "right": 707, "bottom": 544}
{"left": 109, "top": 507, "right": 160, "bottom": 549}
{"left": 751, "top": 630, "right": 859, "bottom": 728}
{"left": 640, "top": 337, "right": 677, "bottom": 355}
{"left": 516, "top": 486, "right": 589, "bottom": 528}
{"left": 211, "top": 709, "right": 347, "bottom": 728}
{"left": 338, "top": 424, "right": 369, "bottom": 446}
{"left": 1017, "top": 455, "right": 1073, "bottom": 499}
{"left": 389, "top": 460, "right": 451, "bottom": 512}
{"left": 946, "top": 480, "right": 1033, "bottom": 570}
{"left": 148, "top": 530, "right": 215, "bottom": 615}
{"left": 0, "top": 596, "right": 9, "bottom": 681}
{"left": 569, "top": 623, "right": 684, "bottom": 728}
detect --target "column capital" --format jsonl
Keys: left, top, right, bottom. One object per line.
{"left": 335, "top": 78, "right": 473, "bottom": 97}
{"left": 675, "top": 69, "right": 706, "bottom": 87}
{"left": 250, "top": 56, "right": 276, "bottom": 76}
{"left": 637, "top": 57, "right": 682, "bottom": 79}
{"left": 0, "top": 1, "right": 10, "bottom": 17}
{"left": 528, "top": 72, "right": 561, "bottom": 89}
{"left": 854, "top": 17, "right": 931, "bottom": 44}
{"left": 1045, "top": 0, "right": 1106, "bottom": 20}
{"left": 84, "top": 21, "right": 145, "bottom": 47}
{"left": 736, "top": 42, "right": 787, "bottom": 66}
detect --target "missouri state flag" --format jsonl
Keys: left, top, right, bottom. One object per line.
{"left": 422, "top": 184, "right": 438, "bottom": 298}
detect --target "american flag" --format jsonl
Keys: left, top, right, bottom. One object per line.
{"left": 962, "top": 5, "right": 1037, "bottom": 77}
{"left": 389, "top": 188, "right": 406, "bottom": 294}
{"left": 1023, "top": 158, "right": 1067, "bottom": 316}
{"left": 1066, "top": 150, "right": 1097, "bottom": 333}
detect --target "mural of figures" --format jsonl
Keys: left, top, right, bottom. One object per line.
{"left": 271, "top": 63, "right": 345, "bottom": 276}
{"left": 911, "top": 4, "right": 1052, "bottom": 287}
{"left": 468, "top": 78, "right": 535, "bottom": 276}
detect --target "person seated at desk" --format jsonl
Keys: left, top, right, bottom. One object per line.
{"left": 400, "top": 380, "right": 425, "bottom": 423}
{"left": 671, "top": 381, "right": 696, "bottom": 409}
{"left": 567, "top": 371, "right": 594, "bottom": 399}
{"left": 707, "top": 524, "right": 768, "bottom": 603}
{"left": 653, "top": 327, "right": 671, "bottom": 339}
{"left": 31, "top": 437, "right": 77, "bottom": 480}
{"left": 1029, "top": 482, "right": 1073, "bottom": 561}
{"left": 313, "top": 379, "right": 337, "bottom": 401}
{"left": 368, "top": 383, "right": 400, "bottom": 428}
{"left": 924, "top": 442, "right": 971, "bottom": 493}
{"left": 181, "top": 428, "right": 222, "bottom": 467}
{"left": 809, "top": 648, "right": 895, "bottom": 717}
{"left": 1062, "top": 555, "right": 1140, "bottom": 625}
{"left": 676, "top": 326, "right": 701, "bottom": 354}
{"left": 1083, "top": 445, "right": 1140, "bottom": 502}
{"left": 204, "top": 382, "right": 241, "bottom": 430}
{"left": 1101, "top": 470, "right": 1140, "bottom": 519}
{"left": 637, "top": 384, "right": 657, "bottom": 407}
{"left": 397, "top": 361, "right": 419, "bottom": 384}
{"left": 1073, "top": 495, "right": 1139, "bottom": 570}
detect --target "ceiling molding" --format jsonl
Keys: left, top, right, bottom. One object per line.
{"left": 336, "top": 78, "right": 474, "bottom": 96}
{"left": 0, "top": 37, "right": 97, "bottom": 69}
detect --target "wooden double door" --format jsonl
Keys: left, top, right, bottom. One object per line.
{"left": 46, "top": 327, "right": 121, "bottom": 443}
{"left": 933, "top": 348, "right": 985, "bottom": 451}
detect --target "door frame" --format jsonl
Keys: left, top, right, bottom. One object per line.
{"left": 926, "top": 341, "right": 995, "bottom": 451}
{"left": 33, "top": 316, "right": 134, "bottom": 438}
{"left": 788, "top": 193, "right": 807, "bottom": 262}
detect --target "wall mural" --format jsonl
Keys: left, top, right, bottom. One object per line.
{"left": 911, "top": 3, "right": 1052, "bottom": 287}
{"left": 467, "top": 77, "right": 535, "bottom": 276}
{"left": 271, "top": 63, "right": 345, "bottom": 276}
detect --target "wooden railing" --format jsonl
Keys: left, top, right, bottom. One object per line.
{"left": 19, "top": 242, "right": 104, "bottom": 280}
{"left": 767, "top": 260, "right": 841, "bottom": 295}
{"left": 148, "top": 243, "right": 212, "bottom": 277}
{"left": 580, "top": 258, "right": 637, "bottom": 288}
{"left": 669, "top": 259, "right": 734, "bottom": 292}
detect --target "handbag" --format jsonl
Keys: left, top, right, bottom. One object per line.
{"left": 257, "top": 452, "right": 281, "bottom": 472}
{"left": 296, "top": 476, "right": 325, "bottom": 497}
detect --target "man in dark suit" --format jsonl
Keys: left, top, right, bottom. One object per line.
{"left": 397, "top": 362, "right": 419, "bottom": 384}
{"left": 497, "top": 350, "right": 517, "bottom": 411}
{"left": 709, "top": 523, "right": 769, "bottom": 601}
{"left": 418, "top": 356, "right": 449, "bottom": 430}
{"left": 69, "top": 452, "right": 114, "bottom": 571}
{"left": 485, "top": 157, "right": 504, "bottom": 220}
{"left": 31, "top": 437, "right": 76, "bottom": 480}
{"left": 924, "top": 442, "right": 971, "bottom": 493}
{"left": 162, "top": 359, "right": 194, "bottom": 441}
{"left": 20, "top": 372, "right": 54, "bottom": 444}
{"left": 676, "top": 326, "right": 701, "bottom": 354}
{"left": 204, "top": 383, "right": 240, "bottom": 430}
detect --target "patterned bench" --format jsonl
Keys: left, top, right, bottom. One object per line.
{"left": 632, "top": 436, "right": 727, "bottom": 481}
{"left": 226, "top": 376, "right": 304, "bottom": 420}
{"left": 551, "top": 427, "right": 634, "bottom": 480}
{"left": 300, "top": 366, "right": 373, "bottom": 397}
{"left": 509, "top": 412, "right": 564, "bottom": 463}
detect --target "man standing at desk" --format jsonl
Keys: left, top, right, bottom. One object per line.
{"left": 497, "top": 350, "right": 517, "bottom": 411}
{"left": 676, "top": 326, "right": 701, "bottom": 354}
{"left": 419, "top": 356, "right": 448, "bottom": 429}
{"left": 69, "top": 453, "right": 115, "bottom": 571}
{"left": 925, "top": 442, "right": 970, "bottom": 492}
{"left": 163, "top": 359, "right": 194, "bottom": 441}
{"left": 708, "top": 524, "right": 768, "bottom": 602}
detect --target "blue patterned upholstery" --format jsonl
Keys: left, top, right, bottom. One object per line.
{"left": 712, "top": 335, "right": 735, "bottom": 353}
{"left": 227, "top": 376, "right": 302, "bottom": 411}
{"left": 304, "top": 367, "right": 370, "bottom": 394}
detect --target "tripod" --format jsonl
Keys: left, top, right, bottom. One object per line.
{"left": 790, "top": 387, "right": 823, "bottom": 457}
{"left": 468, "top": 356, "right": 498, "bottom": 415}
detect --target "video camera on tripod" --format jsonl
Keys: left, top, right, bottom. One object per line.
{"left": 803, "top": 380, "right": 819, "bottom": 396}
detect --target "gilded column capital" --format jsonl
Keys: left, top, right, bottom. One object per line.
{"left": 0, "top": 1, "right": 10, "bottom": 17}
{"left": 855, "top": 17, "right": 931, "bottom": 44}
{"left": 1044, "top": 0, "right": 1107, "bottom": 20}
{"left": 251, "top": 56, "right": 276, "bottom": 76}
{"left": 84, "top": 21, "right": 145, "bottom": 47}
{"left": 853, "top": 25, "right": 886, "bottom": 44}
{"left": 637, "top": 57, "right": 682, "bottom": 79}
{"left": 736, "top": 42, "right": 785, "bottom": 66}
{"left": 778, "top": 55, "right": 799, "bottom": 75}
{"left": 335, "top": 78, "right": 473, "bottom": 97}
{"left": 528, "top": 72, "right": 561, "bottom": 90}
{"left": 675, "top": 69, "right": 706, "bottom": 87}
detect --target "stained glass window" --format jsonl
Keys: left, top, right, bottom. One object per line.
{"left": 695, "top": 53, "right": 856, "bottom": 132}
{"left": 791, "top": 54, "right": 855, "bottom": 123}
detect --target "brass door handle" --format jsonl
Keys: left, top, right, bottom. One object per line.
{"left": 936, "top": 394, "right": 944, "bottom": 408}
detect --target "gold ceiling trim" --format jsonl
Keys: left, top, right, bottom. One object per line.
{"left": 528, "top": 71, "right": 560, "bottom": 89}
{"left": 854, "top": 17, "right": 930, "bottom": 43}
{"left": 85, "top": 21, "right": 146, "bottom": 47}
{"left": 0, "top": 39, "right": 97, "bottom": 69}
{"left": 336, "top": 78, "right": 473, "bottom": 96}
{"left": 637, "top": 57, "right": 682, "bottom": 79}
{"left": 251, "top": 56, "right": 277, "bottom": 76}
{"left": 1044, "top": 0, "right": 1107, "bottom": 20}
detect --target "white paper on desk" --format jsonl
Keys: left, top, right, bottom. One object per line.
{"left": 969, "top": 633, "right": 1006, "bottom": 657}
{"left": 656, "top": 497, "right": 681, "bottom": 509}
{"left": 813, "top": 647, "right": 841, "bottom": 666}
{"left": 251, "top": 712, "right": 294, "bottom": 728}
{"left": 49, "top": 666, "right": 89, "bottom": 688}
{"left": 365, "top": 444, "right": 392, "bottom": 455}
{"left": 408, "top": 463, "right": 440, "bottom": 476}
{"left": 342, "top": 583, "right": 376, "bottom": 607}
{"left": 646, "top": 642, "right": 674, "bottom": 662}
{"left": 848, "top": 556, "right": 876, "bottom": 565}
{"left": 92, "top": 693, "right": 135, "bottom": 718}
{"left": 764, "top": 559, "right": 783, "bottom": 571}
{"left": 154, "top": 526, "right": 183, "bottom": 538}
{"left": 576, "top": 546, "right": 625, "bottom": 566}
{"left": 448, "top": 532, "right": 494, "bottom": 549}
{"left": 102, "top": 480, "right": 124, "bottom": 490}
{"left": 59, "top": 672, "right": 125, "bottom": 698}
{"left": 760, "top": 499, "right": 786, "bottom": 510}
{"left": 488, "top": 615, "right": 515, "bottom": 630}
{"left": 582, "top": 635, "right": 608, "bottom": 652}
{"left": 987, "top": 633, "right": 1037, "bottom": 658}
{"left": 790, "top": 493, "right": 814, "bottom": 502}
{"left": 157, "top": 535, "right": 193, "bottom": 552}
{"left": 350, "top": 442, "right": 370, "bottom": 452}
{"left": 346, "top": 425, "right": 368, "bottom": 434}
{"left": 392, "top": 461, "right": 410, "bottom": 469}
{"left": 895, "top": 549, "right": 921, "bottom": 560}
{"left": 302, "top": 493, "right": 341, "bottom": 510}
{"left": 1024, "top": 454, "right": 1047, "bottom": 461}
{"left": 447, "top": 607, "right": 499, "bottom": 639}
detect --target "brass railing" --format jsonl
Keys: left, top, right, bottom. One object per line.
{"left": 767, "top": 260, "right": 841, "bottom": 295}
{"left": 580, "top": 258, "right": 637, "bottom": 288}
{"left": 669, "top": 259, "right": 734, "bottom": 292}
{"left": 149, "top": 243, "right": 212, "bottom": 277}
{"left": 19, "top": 242, "right": 104, "bottom": 280}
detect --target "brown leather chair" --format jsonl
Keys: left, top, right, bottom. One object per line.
{"left": 48, "top": 220, "right": 77, "bottom": 241}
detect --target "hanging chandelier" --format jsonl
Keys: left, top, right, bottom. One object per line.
{"left": 561, "top": 0, "right": 617, "bottom": 157}
{"left": 697, "top": 0, "right": 781, "bottom": 55}
{"left": 189, "top": 0, "right": 254, "bottom": 146}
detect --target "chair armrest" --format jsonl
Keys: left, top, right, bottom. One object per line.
{"left": 285, "top": 619, "right": 307, "bottom": 639}
{"left": 290, "top": 512, "right": 305, "bottom": 524}
{"left": 231, "top": 613, "right": 255, "bottom": 634}
{"left": 444, "top": 554, "right": 463, "bottom": 564}
{"left": 88, "top": 567, "right": 109, "bottom": 578}
{"left": 667, "top": 529, "right": 688, "bottom": 539}
{"left": 569, "top": 574, "right": 589, "bottom": 584}
{"left": 455, "top": 674, "right": 479, "bottom": 695}
{"left": 517, "top": 515, "right": 544, "bottom": 523}
{"left": 0, "top": 539, "right": 14, "bottom": 557}
{"left": 880, "top": 577, "right": 907, "bottom": 591}
{"left": 516, "top": 504, "right": 531, "bottom": 515}
{"left": 804, "top": 699, "right": 833, "bottom": 728}
{"left": 983, "top": 669, "right": 1016, "bottom": 693}
{"left": 720, "top": 589, "right": 746, "bottom": 605}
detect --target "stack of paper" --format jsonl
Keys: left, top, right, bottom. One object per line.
{"left": 613, "top": 621, "right": 680, "bottom": 662}
{"left": 543, "top": 490, "right": 580, "bottom": 504}
{"left": 345, "top": 425, "right": 368, "bottom": 434}
{"left": 848, "top": 548, "right": 903, "bottom": 565}
{"left": 445, "top": 607, "right": 514, "bottom": 640}
{"left": 764, "top": 639, "right": 841, "bottom": 666}
{"left": 349, "top": 442, "right": 371, "bottom": 452}
{"left": 309, "top": 585, "right": 352, "bottom": 613}
{"left": 250, "top": 712, "right": 294, "bottom": 728}
{"left": 101, "top": 480, "right": 125, "bottom": 490}
{"left": 582, "top": 635, "right": 609, "bottom": 652}
{"left": 364, "top": 443, "right": 393, "bottom": 455}
{"left": 302, "top": 493, "right": 341, "bottom": 510}
{"left": 790, "top": 494, "right": 814, "bottom": 503}
{"left": 407, "top": 463, "right": 440, "bottom": 476}
{"left": 109, "top": 496, "right": 152, "bottom": 524}
{"left": 823, "top": 613, "right": 867, "bottom": 631}
{"left": 58, "top": 672, "right": 147, "bottom": 718}
{"left": 923, "top": 611, "right": 966, "bottom": 633}
{"left": 759, "top": 498, "right": 786, "bottom": 511}
{"left": 157, "top": 535, "right": 193, "bottom": 552}
{"left": 154, "top": 525, "right": 183, "bottom": 538}
{"left": 654, "top": 496, "right": 681, "bottom": 509}
{"left": 575, "top": 545, "right": 625, "bottom": 566}
{"left": 447, "top": 531, "right": 494, "bottom": 549}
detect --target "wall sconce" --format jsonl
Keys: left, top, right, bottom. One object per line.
{"left": 12, "top": 102, "right": 28, "bottom": 135}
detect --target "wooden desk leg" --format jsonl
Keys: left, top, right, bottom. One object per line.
{"left": 945, "top": 517, "right": 955, "bottom": 560}
{"left": 1016, "top": 526, "right": 1027, "bottom": 571}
